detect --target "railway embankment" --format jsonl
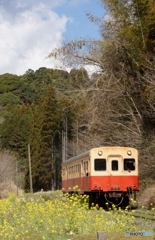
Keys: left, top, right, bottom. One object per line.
{"left": 137, "top": 186, "right": 155, "bottom": 209}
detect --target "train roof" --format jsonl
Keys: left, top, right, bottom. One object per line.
{"left": 62, "top": 146, "right": 138, "bottom": 164}
{"left": 62, "top": 149, "right": 90, "bottom": 164}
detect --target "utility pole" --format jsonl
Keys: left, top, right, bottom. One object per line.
{"left": 16, "top": 159, "right": 18, "bottom": 196}
{"left": 28, "top": 144, "right": 33, "bottom": 193}
{"left": 65, "top": 117, "right": 68, "bottom": 160}
{"left": 62, "top": 129, "right": 65, "bottom": 162}
{"left": 77, "top": 119, "right": 79, "bottom": 155}
{"left": 62, "top": 117, "right": 68, "bottom": 162}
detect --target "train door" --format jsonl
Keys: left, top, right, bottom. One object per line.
{"left": 80, "top": 161, "right": 84, "bottom": 192}
{"left": 83, "top": 161, "right": 89, "bottom": 191}
{"left": 107, "top": 155, "right": 122, "bottom": 191}
{"left": 66, "top": 167, "right": 68, "bottom": 189}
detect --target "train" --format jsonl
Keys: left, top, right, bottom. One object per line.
{"left": 62, "top": 146, "right": 139, "bottom": 208}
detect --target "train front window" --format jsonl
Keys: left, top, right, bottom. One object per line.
{"left": 94, "top": 159, "right": 106, "bottom": 171}
{"left": 124, "top": 158, "right": 135, "bottom": 171}
{"left": 112, "top": 160, "right": 118, "bottom": 171}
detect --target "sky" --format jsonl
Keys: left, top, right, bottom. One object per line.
{"left": 0, "top": 0, "right": 104, "bottom": 76}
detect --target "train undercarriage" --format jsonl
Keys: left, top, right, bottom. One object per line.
{"left": 87, "top": 190, "right": 138, "bottom": 209}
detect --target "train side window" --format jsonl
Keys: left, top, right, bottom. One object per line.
{"left": 94, "top": 159, "right": 106, "bottom": 171}
{"left": 124, "top": 158, "right": 135, "bottom": 171}
{"left": 79, "top": 164, "right": 81, "bottom": 172}
{"left": 86, "top": 161, "right": 88, "bottom": 171}
{"left": 84, "top": 162, "right": 86, "bottom": 170}
{"left": 63, "top": 169, "right": 65, "bottom": 176}
{"left": 112, "top": 160, "right": 118, "bottom": 171}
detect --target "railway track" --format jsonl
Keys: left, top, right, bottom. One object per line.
{"left": 124, "top": 210, "right": 155, "bottom": 221}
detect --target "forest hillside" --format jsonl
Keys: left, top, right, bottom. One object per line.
{"left": 0, "top": 0, "right": 155, "bottom": 192}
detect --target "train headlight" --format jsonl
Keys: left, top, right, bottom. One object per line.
{"left": 98, "top": 150, "right": 103, "bottom": 156}
{"left": 127, "top": 150, "right": 132, "bottom": 156}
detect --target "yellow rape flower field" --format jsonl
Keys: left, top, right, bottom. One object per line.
{"left": 0, "top": 191, "right": 154, "bottom": 240}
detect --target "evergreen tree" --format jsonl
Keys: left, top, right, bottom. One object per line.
{"left": 25, "top": 87, "right": 61, "bottom": 192}
{"left": 0, "top": 104, "right": 33, "bottom": 159}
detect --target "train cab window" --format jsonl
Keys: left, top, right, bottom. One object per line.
{"left": 112, "top": 160, "right": 118, "bottom": 171}
{"left": 124, "top": 158, "right": 135, "bottom": 171}
{"left": 94, "top": 159, "right": 106, "bottom": 171}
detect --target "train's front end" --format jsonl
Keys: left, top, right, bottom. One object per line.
{"left": 89, "top": 147, "right": 139, "bottom": 208}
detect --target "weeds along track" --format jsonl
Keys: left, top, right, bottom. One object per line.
{"left": 122, "top": 210, "right": 155, "bottom": 221}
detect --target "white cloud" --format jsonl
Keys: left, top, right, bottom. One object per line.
{"left": 0, "top": 0, "right": 69, "bottom": 75}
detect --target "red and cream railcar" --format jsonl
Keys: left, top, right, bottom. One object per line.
{"left": 62, "top": 147, "right": 139, "bottom": 207}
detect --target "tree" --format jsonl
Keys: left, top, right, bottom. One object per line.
{"left": 0, "top": 150, "right": 17, "bottom": 198}
{"left": 99, "top": 0, "right": 155, "bottom": 134}
{"left": 0, "top": 150, "right": 16, "bottom": 183}
{"left": 0, "top": 74, "right": 22, "bottom": 93}
{"left": 47, "top": 0, "right": 155, "bottom": 152}
{"left": 46, "top": 0, "right": 155, "bottom": 185}
{"left": 0, "top": 92, "right": 21, "bottom": 106}
{"left": 0, "top": 104, "right": 34, "bottom": 160}
{"left": 25, "top": 86, "right": 61, "bottom": 192}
